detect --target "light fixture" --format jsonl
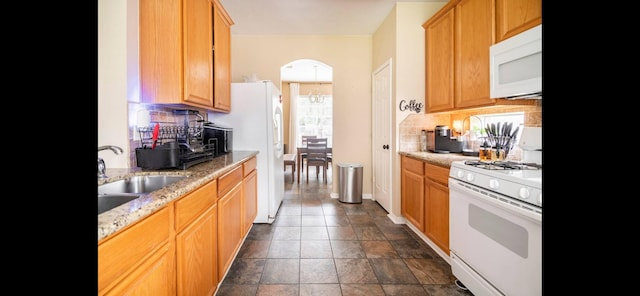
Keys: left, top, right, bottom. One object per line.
{"left": 308, "top": 65, "right": 325, "bottom": 103}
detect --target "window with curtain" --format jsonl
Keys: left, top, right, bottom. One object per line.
{"left": 296, "top": 95, "right": 333, "bottom": 147}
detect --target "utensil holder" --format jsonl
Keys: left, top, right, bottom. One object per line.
{"left": 135, "top": 142, "right": 180, "bottom": 169}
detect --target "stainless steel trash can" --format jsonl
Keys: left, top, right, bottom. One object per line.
{"left": 338, "top": 163, "right": 363, "bottom": 203}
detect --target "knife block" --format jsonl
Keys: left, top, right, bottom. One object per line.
{"left": 135, "top": 143, "right": 180, "bottom": 169}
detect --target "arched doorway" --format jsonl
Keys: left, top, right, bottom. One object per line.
{"left": 280, "top": 59, "right": 333, "bottom": 154}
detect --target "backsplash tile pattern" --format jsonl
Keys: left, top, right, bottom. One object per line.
{"left": 126, "top": 103, "right": 210, "bottom": 168}
{"left": 398, "top": 101, "right": 542, "bottom": 161}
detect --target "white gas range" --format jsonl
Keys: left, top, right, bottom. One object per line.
{"left": 448, "top": 127, "right": 542, "bottom": 296}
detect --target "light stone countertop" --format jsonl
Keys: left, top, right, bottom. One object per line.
{"left": 398, "top": 151, "right": 478, "bottom": 167}
{"left": 98, "top": 151, "right": 259, "bottom": 242}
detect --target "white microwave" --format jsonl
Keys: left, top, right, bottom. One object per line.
{"left": 490, "top": 24, "right": 542, "bottom": 99}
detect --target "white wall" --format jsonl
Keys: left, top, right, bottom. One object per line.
{"left": 97, "top": 0, "right": 139, "bottom": 169}
{"left": 220, "top": 35, "right": 373, "bottom": 195}
{"left": 372, "top": 2, "right": 447, "bottom": 218}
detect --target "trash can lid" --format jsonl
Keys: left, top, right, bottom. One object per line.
{"left": 338, "top": 163, "right": 363, "bottom": 168}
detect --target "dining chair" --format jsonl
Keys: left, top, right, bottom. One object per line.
{"left": 308, "top": 137, "right": 330, "bottom": 169}
{"left": 300, "top": 135, "right": 317, "bottom": 172}
{"left": 305, "top": 140, "right": 328, "bottom": 183}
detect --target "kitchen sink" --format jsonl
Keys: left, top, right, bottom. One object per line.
{"left": 98, "top": 194, "right": 140, "bottom": 215}
{"left": 98, "top": 175, "right": 188, "bottom": 195}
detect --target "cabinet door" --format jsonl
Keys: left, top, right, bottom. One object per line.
{"left": 176, "top": 204, "right": 218, "bottom": 296}
{"left": 454, "top": 0, "right": 495, "bottom": 109}
{"left": 183, "top": 0, "right": 214, "bottom": 107}
{"left": 495, "top": 0, "right": 542, "bottom": 42}
{"left": 98, "top": 207, "right": 173, "bottom": 295}
{"left": 424, "top": 178, "right": 450, "bottom": 255}
{"left": 217, "top": 182, "right": 243, "bottom": 281}
{"left": 212, "top": 0, "right": 232, "bottom": 112}
{"left": 401, "top": 156, "right": 425, "bottom": 231}
{"left": 243, "top": 169, "right": 258, "bottom": 235}
{"left": 104, "top": 243, "right": 176, "bottom": 296}
{"left": 139, "top": 0, "right": 182, "bottom": 104}
{"left": 425, "top": 6, "right": 456, "bottom": 113}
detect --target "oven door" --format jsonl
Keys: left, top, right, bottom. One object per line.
{"left": 449, "top": 178, "right": 541, "bottom": 296}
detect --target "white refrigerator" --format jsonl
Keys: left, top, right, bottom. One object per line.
{"left": 213, "top": 81, "right": 284, "bottom": 224}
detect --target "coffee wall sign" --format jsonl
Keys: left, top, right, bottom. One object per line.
{"left": 399, "top": 99, "right": 424, "bottom": 113}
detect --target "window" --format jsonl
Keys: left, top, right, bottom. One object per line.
{"left": 296, "top": 95, "right": 333, "bottom": 147}
{"left": 475, "top": 112, "right": 524, "bottom": 137}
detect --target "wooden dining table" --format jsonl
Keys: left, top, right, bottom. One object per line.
{"left": 296, "top": 146, "right": 332, "bottom": 183}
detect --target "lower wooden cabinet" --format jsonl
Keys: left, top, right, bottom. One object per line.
{"left": 400, "top": 155, "right": 451, "bottom": 255}
{"left": 175, "top": 180, "right": 218, "bottom": 296}
{"left": 424, "top": 163, "right": 450, "bottom": 255}
{"left": 98, "top": 157, "right": 258, "bottom": 295}
{"left": 98, "top": 206, "right": 174, "bottom": 295}
{"left": 217, "top": 165, "right": 244, "bottom": 282}
{"left": 401, "top": 156, "right": 425, "bottom": 232}
{"left": 242, "top": 156, "right": 258, "bottom": 235}
{"left": 103, "top": 242, "right": 176, "bottom": 296}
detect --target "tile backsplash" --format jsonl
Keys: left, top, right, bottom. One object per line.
{"left": 398, "top": 101, "right": 542, "bottom": 161}
{"left": 126, "top": 103, "right": 210, "bottom": 167}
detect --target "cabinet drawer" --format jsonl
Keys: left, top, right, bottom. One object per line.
{"left": 243, "top": 156, "right": 257, "bottom": 177}
{"left": 218, "top": 165, "right": 242, "bottom": 198}
{"left": 425, "top": 163, "right": 449, "bottom": 186}
{"left": 175, "top": 179, "right": 218, "bottom": 232}
{"left": 402, "top": 156, "right": 424, "bottom": 175}
{"left": 98, "top": 206, "right": 171, "bottom": 292}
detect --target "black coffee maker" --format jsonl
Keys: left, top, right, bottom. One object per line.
{"left": 427, "top": 125, "right": 463, "bottom": 153}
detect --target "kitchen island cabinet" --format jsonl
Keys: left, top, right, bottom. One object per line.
{"left": 139, "top": 0, "right": 233, "bottom": 112}
{"left": 98, "top": 151, "right": 258, "bottom": 295}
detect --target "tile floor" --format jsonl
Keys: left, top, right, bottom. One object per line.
{"left": 216, "top": 167, "right": 474, "bottom": 296}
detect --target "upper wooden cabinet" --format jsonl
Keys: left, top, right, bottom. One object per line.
{"left": 212, "top": 0, "right": 233, "bottom": 112}
{"left": 423, "top": 0, "right": 538, "bottom": 113}
{"left": 495, "top": 0, "right": 542, "bottom": 42}
{"left": 424, "top": 5, "right": 455, "bottom": 112}
{"left": 139, "top": 0, "right": 233, "bottom": 112}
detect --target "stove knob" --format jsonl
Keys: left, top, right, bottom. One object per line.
{"left": 465, "top": 172, "right": 474, "bottom": 182}
{"left": 456, "top": 170, "right": 464, "bottom": 179}
{"left": 489, "top": 179, "right": 499, "bottom": 189}
{"left": 519, "top": 187, "right": 531, "bottom": 199}
{"left": 538, "top": 192, "right": 542, "bottom": 206}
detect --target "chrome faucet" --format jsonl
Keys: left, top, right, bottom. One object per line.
{"left": 98, "top": 145, "right": 124, "bottom": 179}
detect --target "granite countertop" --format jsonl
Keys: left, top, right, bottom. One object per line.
{"left": 398, "top": 151, "right": 478, "bottom": 167}
{"left": 98, "top": 151, "right": 259, "bottom": 242}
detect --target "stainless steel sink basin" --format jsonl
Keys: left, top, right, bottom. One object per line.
{"left": 98, "top": 175, "right": 188, "bottom": 195}
{"left": 98, "top": 194, "right": 140, "bottom": 215}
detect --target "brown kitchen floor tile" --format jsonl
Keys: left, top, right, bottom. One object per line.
{"left": 340, "top": 283, "right": 386, "bottom": 296}
{"left": 368, "top": 258, "right": 419, "bottom": 284}
{"left": 217, "top": 174, "right": 471, "bottom": 295}
{"left": 334, "top": 258, "right": 378, "bottom": 284}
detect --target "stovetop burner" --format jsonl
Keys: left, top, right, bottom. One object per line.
{"left": 464, "top": 160, "right": 542, "bottom": 170}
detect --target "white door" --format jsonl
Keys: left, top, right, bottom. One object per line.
{"left": 372, "top": 59, "right": 392, "bottom": 212}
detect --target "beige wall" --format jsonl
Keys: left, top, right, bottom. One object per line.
{"left": 372, "top": 2, "right": 447, "bottom": 218}
{"left": 98, "top": 0, "right": 138, "bottom": 169}
{"left": 224, "top": 35, "right": 372, "bottom": 195}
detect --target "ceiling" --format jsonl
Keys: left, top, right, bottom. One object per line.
{"left": 218, "top": 0, "right": 445, "bottom": 35}
{"left": 220, "top": 1, "right": 444, "bottom": 82}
